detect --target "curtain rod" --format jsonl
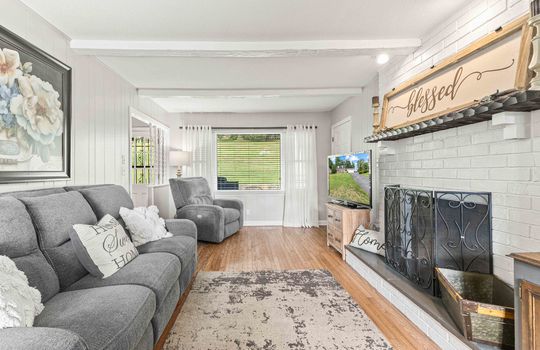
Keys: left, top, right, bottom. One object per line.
{"left": 178, "top": 126, "right": 317, "bottom": 130}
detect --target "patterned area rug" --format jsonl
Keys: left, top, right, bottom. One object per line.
{"left": 164, "top": 269, "right": 392, "bottom": 350}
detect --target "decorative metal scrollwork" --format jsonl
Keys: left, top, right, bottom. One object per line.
{"left": 435, "top": 191, "right": 492, "bottom": 274}
{"left": 384, "top": 186, "right": 435, "bottom": 293}
{"left": 384, "top": 186, "right": 492, "bottom": 295}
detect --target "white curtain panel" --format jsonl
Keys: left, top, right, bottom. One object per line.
{"left": 283, "top": 125, "right": 319, "bottom": 227}
{"left": 181, "top": 125, "right": 215, "bottom": 187}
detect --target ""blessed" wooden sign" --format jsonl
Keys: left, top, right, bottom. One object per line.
{"left": 378, "top": 15, "right": 531, "bottom": 131}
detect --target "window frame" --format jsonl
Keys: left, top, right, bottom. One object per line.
{"left": 131, "top": 136, "right": 155, "bottom": 185}
{"left": 128, "top": 107, "right": 170, "bottom": 194}
{"left": 213, "top": 130, "right": 285, "bottom": 193}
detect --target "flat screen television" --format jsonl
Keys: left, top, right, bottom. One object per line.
{"left": 327, "top": 151, "right": 372, "bottom": 208}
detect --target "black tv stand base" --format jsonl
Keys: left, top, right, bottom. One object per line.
{"left": 329, "top": 201, "right": 371, "bottom": 210}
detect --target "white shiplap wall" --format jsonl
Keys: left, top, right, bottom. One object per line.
{"left": 0, "top": 0, "right": 168, "bottom": 193}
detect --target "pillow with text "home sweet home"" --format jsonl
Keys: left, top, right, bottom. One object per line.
{"left": 71, "top": 215, "right": 139, "bottom": 278}
{"left": 349, "top": 225, "right": 386, "bottom": 257}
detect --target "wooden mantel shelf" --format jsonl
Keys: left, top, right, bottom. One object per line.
{"left": 509, "top": 251, "right": 540, "bottom": 268}
{"left": 365, "top": 90, "right": 540, "bottom": 143}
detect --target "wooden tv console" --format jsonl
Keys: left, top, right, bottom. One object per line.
{"left": 326, "top": 203, "right": 370, "bottom": 260}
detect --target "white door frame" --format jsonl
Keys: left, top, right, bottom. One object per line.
{"left": 331, "top": 116, "right": 352, "bottom": 154}
{"left": 128, "top": 107, "right": 170, "bottom": 195}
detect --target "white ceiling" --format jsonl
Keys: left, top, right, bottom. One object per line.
{"left": 152, "top": 95, "right": 350, "bottom": 113}
{"left": 21, "top": 0, "right": 468, "bottom": 41}
{"left": 21, "top": 0, "right": 470, "bottom": 113}
{"left": 97, "top": 56, "right": 378, "bottom": 89}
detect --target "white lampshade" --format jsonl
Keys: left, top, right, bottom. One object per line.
{"left": 169, "top": 150, "right": 192, "bottom": 166}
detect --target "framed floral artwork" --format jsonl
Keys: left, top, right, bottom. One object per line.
{"left": 0, "top": 25, "right": 71, "bottom": 183}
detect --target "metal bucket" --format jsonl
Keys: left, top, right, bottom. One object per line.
{"left": 436, "top": 267, "right": 515, "bottom": 349}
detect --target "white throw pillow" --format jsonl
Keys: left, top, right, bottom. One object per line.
{"left": 349, "top": 225, "right": 386, "bottom": 256}
{"left": 71, "top": 215, "right": 139, "bottom": 278}
{"left": 0, "top": 256, "right": 44, "bottom": 329}
{"left": 119, "top": 206, "right": 172, "bottom": 247}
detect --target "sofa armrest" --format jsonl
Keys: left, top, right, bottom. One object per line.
{"left": 0, "top": 327, "right": 87, "bottom": 350}
{"left": 176, "top": 204, "right": 224, "bottom": 242}
{"left": 213, "top": 198, "right": 244, "bottom": 227}
{"left": 213, "top": 198, "right": 243, "bottom": 211}
{"left": 165, "top": 219, "right": 197, "bottom": 240}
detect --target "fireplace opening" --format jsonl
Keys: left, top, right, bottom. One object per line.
{"left": 384, "top": 185, "right": 492, "bottom": 295}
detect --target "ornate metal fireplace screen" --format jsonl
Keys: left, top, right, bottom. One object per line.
{"left": 384, "top": 186, "right": 492, "bottom": 295}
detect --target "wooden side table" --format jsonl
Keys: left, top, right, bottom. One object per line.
{"left": 510, "top": 252, "right": 540, "bottom": 350}
{"left": 326, "top": 203, "right": 370, "bottom": 260}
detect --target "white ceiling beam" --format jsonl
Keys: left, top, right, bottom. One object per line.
{"left": 71, "top": 39, "right": 421, "bottom": 57}
{"left": 137, "top": 87, "right": 363, "bottom": 98}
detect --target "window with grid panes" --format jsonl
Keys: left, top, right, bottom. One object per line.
{"left": 131, "top": 137, "right": 155, "bottom": 184}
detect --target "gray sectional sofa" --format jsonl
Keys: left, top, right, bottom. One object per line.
{"left": 0, "top": 184, "right": 197, "bottom": 350}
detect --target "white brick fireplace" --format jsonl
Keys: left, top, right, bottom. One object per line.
{"left": 346, "top": 251, "right": 474, "bottom": 350}
{"left": 338, "top": 1, "right": 540, "bottom": 349}
{"left": 375, "top": 120, "right": 540, "bottom": 286}
{"left": 370, "top": 0, "right": 539, "bottom": 287}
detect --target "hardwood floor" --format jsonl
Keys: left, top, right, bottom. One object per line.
{"left": 196, "top": 226, "right": 440, "bottom": 350}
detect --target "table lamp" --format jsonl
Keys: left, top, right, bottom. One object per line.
{"left": 169, "top": 150, "right": 192, "bottom": 177}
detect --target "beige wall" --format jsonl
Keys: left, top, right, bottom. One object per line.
{"left": 330, "top": 76, "right": 380, "bottom": 223}
{"left": 0, "top": 0, "right": 168, "bottom": 193}
{"left": 156, "top": 112, "right": 332, "bottom": 223}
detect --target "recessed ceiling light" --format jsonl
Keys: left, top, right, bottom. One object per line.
{"left": 376, "top": 53, "right": 390, "bottom": 65}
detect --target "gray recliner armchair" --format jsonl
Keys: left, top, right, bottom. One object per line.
{"left": 169, "top": 177, "right": 244, "bottom": 243}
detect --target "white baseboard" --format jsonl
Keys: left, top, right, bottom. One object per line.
{"left": 244, "top": 220, "right": 283, "bottom": 226}
{"left": 244, "top": 220, "right": 327, "bottom": 227}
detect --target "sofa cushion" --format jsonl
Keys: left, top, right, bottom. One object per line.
{"left": 64, "top": 184, "right": 114, "bottom": 192}
{"left": 1, "top": 327, "right": 87, "bottom": 350}
{"left": 169, "top": 177, "right": 213, "bottom": 208}
{"left": 134, "top": 325, "right": 154, "bottom": 350}
{"left": 225, "top": 221, "right": 240, "bottom": 238}
{"left": 66, "top": 252, "right": 180, "bottom": 308}
{"left": 0, "top": 197, "right": 59, "bottom": 302}
{"left": 20, "top": 192, "right": 97, "bottom": 290}
{"left": 12, "top": 252, "right": 61, "bottom": 304}
{"left": 0, "top": 187, "right": 66, "bottom": 199}
{"left": 78, "top": 185, "right": 134, "bottom": 224}
{"left": 35, "top": 285, "right": 155, "bottom": 350}
{"left": 152, "top": 282, "right": 180, "bottom": 342}
{"left": 223, "top": 208, "right": 240, "bottom": 224}
{"left": 178, "top": 257, "right": 196, "bottom": 295}
{"left": 137, "top": 235, "right": 196, "bottom": 269}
